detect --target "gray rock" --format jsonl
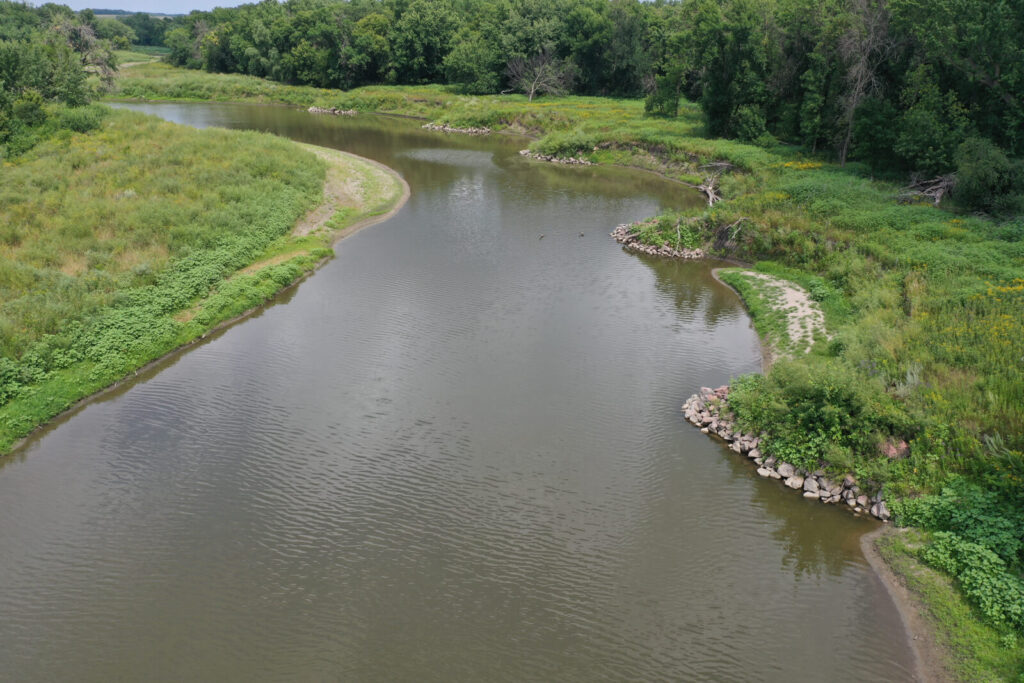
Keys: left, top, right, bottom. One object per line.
{"left": 754, "top": 457, "right": 764, "bottom": 465}
{"left": 769, "top": 470, "right": 782, "bottom": 480}
{"left": 757, "top": 468, "right": 772, "bottom": 478}
{"left": 829, "top": 494, "right": 841, "bottom": 504}
{"left": 730, "top": 442, "right": 743, "bottom": 453}
{"left": 748, "top": 448, "right": 760, "bottom": 459}
{"left": 803, "top": 491, "right": 819, "bottom": 499}
{"left": 764, "top": 456, "right": 777, "bottom": 468}
{"left": 700, "top": 427, "right": 709, "bottom": 434}
{"left": 777, "top": 463, "right": 796, "bottom": 478}
{"left": 857, "top": 495, "right": 869, "bottom": 507}
{"left": 844, "top": 474, "right": 857, "bottom": 488}
{"left": 785, "top": 475, "right": 805, "bottom": 489}
{"left": 803, "top": 478, "right": 819, "bottom": 493}
{"left": 846, "top": 497, "right": 857, "bottom": 507}
{"left": 870, "top": 503, "right": 880, "bottom": 518}
{"left": 878, "top": 501, "right": 891, "bottom": 520}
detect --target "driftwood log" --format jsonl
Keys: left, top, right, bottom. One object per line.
{"left": 900, "top": 175, "right": 955, "bottom": 206}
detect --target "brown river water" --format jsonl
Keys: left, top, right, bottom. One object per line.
{"left": 0, "top": 103, "right": 915, "bottom": 681}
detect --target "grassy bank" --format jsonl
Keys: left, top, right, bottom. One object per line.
{"left": 875, "top": 529, "right": 1024, "bottom": 682}
{"left": 0, "top": 106, "right": 404, "bottom": 453}
{"left": 110, "top": 64, "right": 1024, "bottom": 676}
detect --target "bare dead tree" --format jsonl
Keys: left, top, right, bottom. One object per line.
{"left": 698, "top": 174, "right": 721, "bottom": 206}
{"left": 53, "top": 17, "right": 116, "bottom": 87}
{"left": 506, "top": 50, "right": 578, "bottom": 102}
{"left": 837, "top": 0, "right": 896, "bottom": 166}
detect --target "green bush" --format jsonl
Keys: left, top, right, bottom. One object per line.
{"left": 56, "top": 104, "right": 107, "bottom": 133}
{"left": 893, "top": 478, "right": 1024, "bottom": 568}
{"left": 729, "top": 359, "right": 909, "bottom": 474}
{"left": 954, "top": 137, "right": 1013, "bottom": 212}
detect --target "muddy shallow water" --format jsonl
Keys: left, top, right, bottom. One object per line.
{"left": 0, "top": 103, "right": 915, "bottom": 681}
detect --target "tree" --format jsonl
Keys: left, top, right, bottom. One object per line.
{"left": 391, "top": 0, "right": 459, "bottom": 83}
{"left": 836, "top": 0, "right": 894, "bottom": 165}
{"left": 506, "top": 49, "right": 577, "bottom": 101}
{"left": 444, "top": 29, "right": 500, "bottom": 94}
{"left": 895, "top": 64, "right": 969, "bottom": 176}
{"left": 95, "top": 18, "right": 136, "bottom": 49}
{"left": 698, "top": 0, "right": 770, "bottom": 140}
{"left": 953, "top": 137, "right": 1013, "bottom": 211}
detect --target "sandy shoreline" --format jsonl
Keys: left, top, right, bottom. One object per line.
{"left": 861, "top": 527, "right": 952, "bottom": 682}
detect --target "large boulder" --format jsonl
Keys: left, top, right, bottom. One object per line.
{"left": 777, "top": 462, "right": 796, "bottom": 478}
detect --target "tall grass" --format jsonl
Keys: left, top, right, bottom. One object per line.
{"left": 0, "top": 107, "right": 327, "bottom": 450}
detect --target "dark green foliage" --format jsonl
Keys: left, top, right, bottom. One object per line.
{"left": 954, "top": 137, "right": 1016, "bottom": 212}
{"left": 144, "top": 0, "right": 1022, "bottom": 207}
{"left": 920, "top": 532, "right": 1024, "bottom": 633}
{"left": 443, "top": 30, "right": 500, "bottom": 95}
{"left": 729, "top": 360, "right": 909, "bottom": 474}
{"left": 0, "top": 1, "right": 116, "bottom": 157}
{"left": 895, "top": 478, "right": 1024, "bottom": 568}
{"left": 895, "top": 65, "right": 969, "bottom": 178}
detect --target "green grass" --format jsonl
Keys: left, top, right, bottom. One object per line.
{"left": 876, "top": 529, "right": 1024, "bottom": 682}
{"left": 113, "top": 48, "right": 162, "bottom": 64}
{"left": 0, "top": 106, "right": 403, "bottom": 453}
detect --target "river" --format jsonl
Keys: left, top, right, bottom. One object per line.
{"left": 0, "top": 102, "right": 915, "bottom": 681}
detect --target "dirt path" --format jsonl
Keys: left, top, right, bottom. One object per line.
{"left": 746, "top": 271, "right": 828, "bottom": 354}
{"left": 293, "top": 145, "right": 372, "bottom": 236}
{"left": 238, "top": 144, "right": 408, "bottom": 276}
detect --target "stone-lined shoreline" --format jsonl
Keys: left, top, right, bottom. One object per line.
{"left": 519, "top": 149, "right": 594, "bottom": 165}
{"left": 422, "top": 122, "right": 491, "bottom": 135}
{"left": 308, "top": 106, "right": 356, "bottom": 116}
{"left": 684, "top": 386, "right": 892, "bottom": 521}
{"left": 610, "top": 223, "right": 705, "bottom": 259}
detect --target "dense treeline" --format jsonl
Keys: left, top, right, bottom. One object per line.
{"left": 0, "top": 1, "right": 116, "bottom": 156}
{"left": 154, "top": 0, "right": 1023, "bottom": 211}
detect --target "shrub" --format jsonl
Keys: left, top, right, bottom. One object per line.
{"left": 56, "top": 104, "right": 107, "bottom": 133}
{"left": 954, "top": 137, "right": 1013, "bottom": 212}
{"left": 893, "top": 477, "right": 1024, "bottom": 568}
{"left": 729, "top": 359, "right": 909, "bottom": 473}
